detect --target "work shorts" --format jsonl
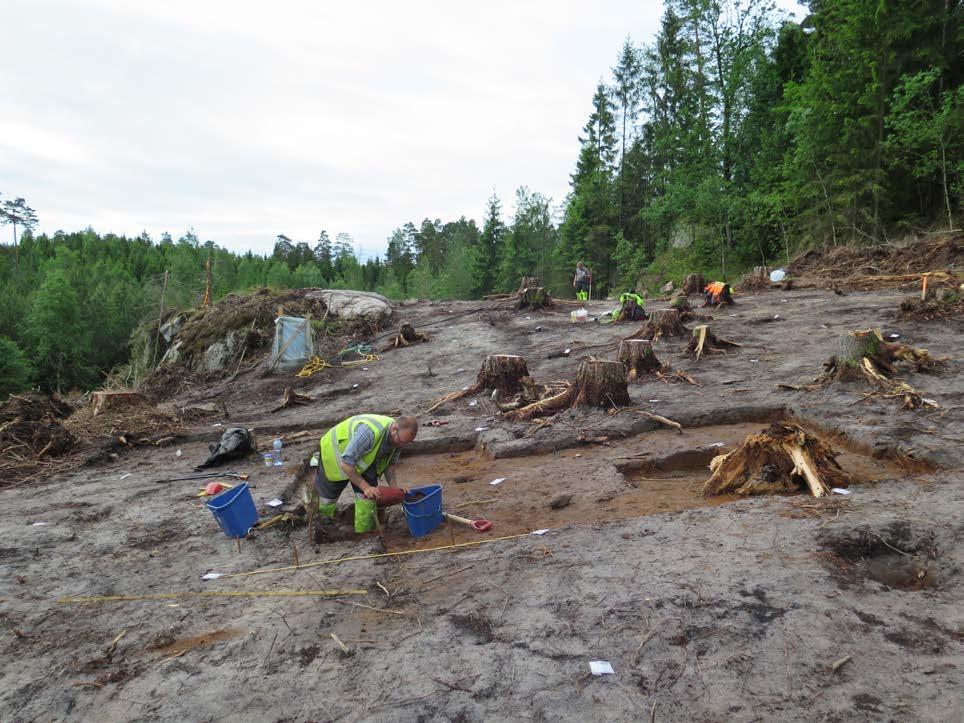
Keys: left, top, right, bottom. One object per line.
{"left": 314, "top": 464, "right": 378, "bottom": 500}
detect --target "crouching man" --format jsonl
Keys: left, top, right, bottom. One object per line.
{"left": 703, "top": 281, "right": 734, "bottom": 307}
{"left": 316, "top": 414, "right": 418, "bottom": 533}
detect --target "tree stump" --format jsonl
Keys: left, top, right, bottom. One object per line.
{"left": 476, "top": 354, "right": 530, "bottom": 396}
{"left": 90, "top": 391, "right": 144, "bottom": 417}
{"left": 628, "top": 309, "right": 688, "bottom": 341}
{"left": 669, "top": 291, "right": 691, "bottom": 311}
{"left": 619, "top": 340, "right": 662, "bottom": 381}
{"left": 830, "top": 329, "right": 893, "bottom": 380}
{"left": 682, "top": 273, "right": 705, "bottom": 295}
{"left": 518, "top": 276, "right": 542, "bottom": 292}
{"left": 573, "top": 359, "right": 630, "bottom": 408}
{"left": 381, "top": 321, "right": 428, "bottom": 351}
{"left": 517, "top": 286, "right": 551, "bottom": 310}
{"left": 686, "top": 325, "right": 741, "bottom": 360}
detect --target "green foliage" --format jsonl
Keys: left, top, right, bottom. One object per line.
{"left": 0, "top": 336, "right": 32, "bottom": 396}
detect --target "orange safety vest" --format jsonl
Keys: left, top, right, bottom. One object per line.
{"left": 705, "top": 281, "right": 726, "bottom": 296}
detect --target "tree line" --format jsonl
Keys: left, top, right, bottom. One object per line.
{"left": 1, "top": 0, "right": 960, "bottom": 395}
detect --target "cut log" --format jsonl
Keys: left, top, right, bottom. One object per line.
{"left": 627, "top": 309, "right": 688, "bottom": 342}
{"left": 686, "top": 325, "right": 741, "bottom": 360}
{"left": 517, "top": 286, "right": 551, "bottom": 310}
{"left": 90, "top": 391, "right": 144, "bottom": 417}
{"left": 618, "top": 339, "right": 662, "bottom": 381}
{"left": 573, "top": 359, "right": 630, "bottom": 409}
{"left": 502, "top": 381, "right": 573, "bottom": 421}
{"left": 701, "top": 422, "right": 848, "bottom": 497}
{"left": 682, "top": 273, "right": 705, "bottom": 295}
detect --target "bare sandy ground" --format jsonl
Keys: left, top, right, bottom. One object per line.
{"left": 1, "top": 286, "right": 961, "bottom": 722}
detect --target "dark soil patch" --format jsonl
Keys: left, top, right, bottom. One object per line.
{"left": 299, "top": 645, "right": 320, "bottom": 667}
{"left": 448, "top": 613, "right": 495, "bottom": 644}
{"left": 818, "top": 522, "right": 941, "bottom": 590}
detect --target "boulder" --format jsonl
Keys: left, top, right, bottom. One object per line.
{"left": 305, "top": 290, "right": 394, "bottom": 322}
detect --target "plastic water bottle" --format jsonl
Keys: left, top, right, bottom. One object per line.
{"left": 272, "top": 438, "right": 283, "bottom": 466}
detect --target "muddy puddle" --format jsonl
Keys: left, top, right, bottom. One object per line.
{"left": 388, "top": 421, "right": 907, "bottom": 550}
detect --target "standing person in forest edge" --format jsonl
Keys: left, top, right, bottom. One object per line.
{"left": 315, "top": 415, "right": 418, "bottom": 533}
{"left": 573, "top": 262, "right": 592, "bottom": 301}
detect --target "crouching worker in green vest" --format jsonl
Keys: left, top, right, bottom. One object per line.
{"left": 316, "top": 415, "right": 419, "bottom": 533}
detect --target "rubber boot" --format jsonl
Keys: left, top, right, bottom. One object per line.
{"left": 354, "top": 498, "right": 377, "bottom": 533}
{"left": 317, "top": 502, "right": 338, "bottom": 518}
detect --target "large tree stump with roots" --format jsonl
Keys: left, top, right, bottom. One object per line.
{"left": 701, "top": 422, "right": 849, "bottom": 498}
{"left": 682, "top": 273, "right": 705, "bottom": 295}
{"left": 628, "top": 309, "right": 688, "bottom": 342}
{"left": 517, "top": 286, "right": 551, "bottom": 310}
{"left": 619, "top": 339, "right": 662, "bottom": 381}
{"left": 573, "top": 359, "right": 630, "bottom": 408}
{"left": 477, "top": 354, "right": 530, "bottom": 396}
{"left": 518, "top": 276, "right": 542, "bottom": 292}
{"left": 814, "top": 329, "right": 942, "bottom": 409}
{"left": 686, "top": 325, "right": 741, "bottom": 360}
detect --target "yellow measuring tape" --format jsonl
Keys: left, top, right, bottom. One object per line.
{"left": 222, "top": 533, "right": 532, "bottom": 579}
{"left": 57, "top": 589, "right": 368, "bottom": 604}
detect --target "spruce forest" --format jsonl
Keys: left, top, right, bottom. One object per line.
{"left": 1, "top": 0, "right": 961, "bottom": 395}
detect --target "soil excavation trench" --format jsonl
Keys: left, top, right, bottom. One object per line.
{"left": 386, "top": 420, "right": 908, "bottom": 550}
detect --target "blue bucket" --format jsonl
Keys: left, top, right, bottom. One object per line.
{"left": 403, "top": 485, "right": 443, "bottom": 538}
{"left": 206, "top": 482, "right": 259, "bottom": 538}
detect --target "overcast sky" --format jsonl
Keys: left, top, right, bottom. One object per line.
{"left": 1, "top": 0, "right": 802, "bottom": 259}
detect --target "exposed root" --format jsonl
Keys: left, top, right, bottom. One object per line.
{"left": 626, "top": 309, "right": 688, "bottom": 342}
{"left": 380, "top": 322, "right": 428, "bottom": 352}
{"left": 686, "top": 325, "right": 741, "bottom": 360}
{"left": 502, "top": 382, "right": 574, "bottom": 421}
{"left": 702, "top": 422, "right": 849, "bottom": 498}
{"left": 271, "top": 386, "right": 314, "bottom": 413}
{"left": 813, "top": 329, "right": 945, "bottom": 409}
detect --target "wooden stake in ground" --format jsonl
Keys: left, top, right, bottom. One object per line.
{"left": 518, "top": 276, "right": 541, "bottom": 293}
{"left": 701, "top": 422, "right": 848, "bottom": 497}
{"left": 627, "top": 309, "right": 688, "bottom": 342}
{"left": 618, "top": 340, "right": 662, "bottom": 381}
{"left": 573, "top": 359, "right": 630, "bottom": 409}
{"left": 686, "top": 325, "right": 741, "bottom": 360}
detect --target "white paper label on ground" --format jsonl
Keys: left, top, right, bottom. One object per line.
{"left": 31, "top": 521, "right": 49, "bottom": 526}
{"left": 267, "top": 498, "right": 284, "bottom": 507}
{"left": 648, "top": 399, "right": 660, "bottom": 403}
{"left": 530, "top": 529, "right": 550, "bottom": 535}
{"left": 831, "top": 488, "right": 852, "bottom": 495}
{"left": 750, "top": 359, "right": 759, "bottom": 362}
{"left": 462, "top": 385, "right": 470, "bottom": 390}
{"left": 489, "top": 477, "right": 506, "bottom": 486}
{"left": 922, "top": 398, "right": 938, "bottom": 406}
{"left": 362, "top": 367, "right": 369, "bottom": 371}
{"left": 119, "top": 473, "right": 132, "bottom": 480}
{"left": 352, "top": 384, "right": 359, "bottom": 389}
{"left": 475, "top": 427, "right": 489, "bottom": 432}
{"left": 175, "top": 449, "right": 182, "bottom": 457}
{"left": 468, "top": 400, "right": 478, "bottom": 406}
{"left": 590, "top": 661, "right": 615, "bottom": 675}
{"left": 201, "top": 572, "right": 223, "bottom": 581}
{"left": 456, "top": 368, "right": 466, "bottom": 372}
{"left": 709, "top": 442, "right": 725, "bottom": 447}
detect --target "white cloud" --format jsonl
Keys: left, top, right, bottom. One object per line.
{"left": 1, "top": 0, "right": 804, "bottom": 258}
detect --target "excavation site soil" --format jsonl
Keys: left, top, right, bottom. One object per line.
{"left": 2, "top": 276, "right": 962, "bottom": 721}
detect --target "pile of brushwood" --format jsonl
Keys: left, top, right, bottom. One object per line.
{"left": 789, "top": 232, "right": 962, "bottom": 290}
{"left": 702, "top": 422, "right": 849, "bottom": 498}
{"left": 0, "top": 394, "right": 76, "bottom": 486}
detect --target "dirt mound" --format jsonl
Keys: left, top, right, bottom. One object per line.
{"left": 0, "top": 393, "right": 72, "bottom": 424}
{"left": 789, "top": 233, "right": 963, "bottom": 289}
{"left": 894, "top": 296, "right": 964, "bottom": 322}
{"left": 63, "top": 396, "right": 189, "bottom": 444}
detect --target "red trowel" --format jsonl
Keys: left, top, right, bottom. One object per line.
{"left": 443, "top": 512, "right": 493, "bottom": 533}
